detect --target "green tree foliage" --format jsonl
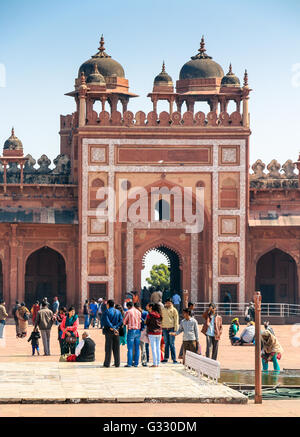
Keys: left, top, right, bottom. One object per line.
{"left": 146, "top": 263, "right": 170, "bottom": 290}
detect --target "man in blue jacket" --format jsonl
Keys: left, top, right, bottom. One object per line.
{"left": 101, "top": 300, "right": 123, "bottom": 368}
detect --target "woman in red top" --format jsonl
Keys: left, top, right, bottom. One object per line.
{"left": 60, "top": 306, "right": 79, "bottom": 355}
{"left": 145, "top": 303, "right": 162, "bottom": 367}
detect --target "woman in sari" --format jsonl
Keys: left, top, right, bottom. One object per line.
{"left": 261, "top": 330, "right": 283, "bottom": 372}
{"left": 16, "top": 302, "right": 30, "bottom": 338}
{"left": 60, "top": 306, "right": 79, "bottom": 355}
{"left": 30, "top": 301, "right": 40, "bottom": 325}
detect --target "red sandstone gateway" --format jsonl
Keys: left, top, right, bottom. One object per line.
{"left": 0, "top": 35, "right": 299, "bottom": 314}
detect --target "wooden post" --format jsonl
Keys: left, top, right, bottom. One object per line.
{"left": 254, "top": 291, "right": 262, "bottom": 404}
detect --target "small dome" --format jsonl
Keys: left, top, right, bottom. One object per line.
{"left": 179, "top": 37, "right": 224, "bottom": 80}
{"left": 154, "top": 62, "right": 173, "bottom": 86}
{"left": 221, "top": 64, "right": 240, "bottom": 87}
{"left": 78, "top": 36, "right": 125, "bottom": 79}
{"left": 3, "top": 128, "right": 23, "bottom": 151}
{"left": 86, "top": 63, "right": 106, "bottom": 85}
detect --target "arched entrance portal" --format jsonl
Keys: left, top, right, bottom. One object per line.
{"left": 255, "top": 248, "right": 298, "bottom": 304}
{"left": 142, "top": 245, "right": 181, "bottom": 293}
{"left": 25, "top": 247, "right": 66, "bottom": 309}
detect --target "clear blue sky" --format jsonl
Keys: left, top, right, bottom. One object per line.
{"left": 1, "top": 0, "right": 300, "bottom": 167}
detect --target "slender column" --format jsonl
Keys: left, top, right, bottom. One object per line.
{"left": 242, "top": 96, "right": 249, "bottom": 127}
{"left": 254, "top": 291, "right": 262, "bottom": 404}
{"left": 186, "top": 99, "right": 195, "bottom": 114}
{"left": 100, "top": 96, "right": 107, "bottom": 112}
{"left": 79, "top": 96, "right": 87, "bottom": 127}
{"left": 3, "top": 163, "right": 7, "bottom": 193}
{"left": 20, "top": 162, "right": 24, "bottom": 191}
{"left": 152, "top": 97, "right": 158, "bottom": 114}
{"left": 9, "top": 224, "right": 18, "bottom": 304}
{"left": 169, "top": 97, "right": 174, "bottom": 115}
{"left": 176, "top": 99, "right": 183, "bottom": 114}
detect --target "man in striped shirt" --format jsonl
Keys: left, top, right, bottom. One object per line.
{"left": 123, "top": 301, "right": 142, "bottom": 367}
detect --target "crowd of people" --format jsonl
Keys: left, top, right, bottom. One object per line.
{"left": 0, "top": 292, "right": 284, "bottom": 372}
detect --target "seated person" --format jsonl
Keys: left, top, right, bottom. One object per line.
{"left": 67, "top": 331, "right": 95, "bottom": 362}
{"left": 229, "top": 318, "right": 240, "bottom": 345}
{"left": 238, "top": 321, "right": 255, "bottom": 345}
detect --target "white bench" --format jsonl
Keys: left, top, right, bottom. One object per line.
{"left": 184, "top": 351, "right": 220, "bottom": 383}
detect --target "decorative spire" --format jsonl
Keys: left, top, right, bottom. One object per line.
{"left": 11, "top": 127, "right": 15, "bottom": 137}
{"left": 199, "top": 35, "right": 206, "bottom": 54}
{"left": 162, "top": 60, "right": 165, "bottom": 73}
{"left": 191, "top": 35, "right": 212, "bottom": 60}
{"left": 93, "top": 34, "right": 111, "bottom": 59}
{"left": 228, "top": 63, "right": 233, "bottom": 74}
{"left": 243, "top": 69, "right": 248, "bottom": 87}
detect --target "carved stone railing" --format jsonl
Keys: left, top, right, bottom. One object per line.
{"left": 81, "top": 110, "right": 244, "bottom": 127}
{"left": 250, "top": 159, "right": 298, "bottom": 189}
{"left": 0, "top": 154, "right": 71, "bottom": 185}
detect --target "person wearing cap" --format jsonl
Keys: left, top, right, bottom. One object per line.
{"left": 229, "top": 318, "right": 240, "bottom": 345}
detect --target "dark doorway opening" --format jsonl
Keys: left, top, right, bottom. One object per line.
{"left": 256, "top": 248, "right": 298, "bottom": 304}
{"left": 25, "top": 247, "right": 66, "bottom": 309}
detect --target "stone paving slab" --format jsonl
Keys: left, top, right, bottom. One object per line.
{"left": 0, "top": 362, "right": 247, "bottom": 404}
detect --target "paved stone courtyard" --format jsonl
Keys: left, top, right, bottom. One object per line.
{"left": 0, "top": 322, "right": 299, "bottom": 416}
{"left": 0, "top": 362, "right": 246, "bottom": 404}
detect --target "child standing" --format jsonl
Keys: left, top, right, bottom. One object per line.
{"left": 28, "top": 327, "right": 41, "bottom": 356}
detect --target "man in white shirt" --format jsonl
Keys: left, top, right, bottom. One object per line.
{"left": 239, "top": 321, "right": 255, "bottom": 344}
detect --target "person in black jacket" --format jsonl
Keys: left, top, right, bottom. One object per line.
{"left": 75, "top": 332, "right": 96, "bottom": 362}
{"left": 28, "top": 327, "right": 41, "bottom": 355}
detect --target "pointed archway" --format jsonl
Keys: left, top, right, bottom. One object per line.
{"left": 25, "top": 247, "right": 66, "bottom": 309}
{"left": 142, "top": 245, "right": 181, "bottom": 293}
{"left": 255, "top": 248, "right": 298, "bottom": 304}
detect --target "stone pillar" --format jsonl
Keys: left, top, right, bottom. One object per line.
{"left": 176, "top": 99, "right": 183, "bottom": 114}
{"left": 169, "top": 98, "right": 174, "bottom": 115}
{"left": 100, "top": 96, "right": 107, "bottom": 112}
{"left": 242, "top": 96, "right": 249, "bottom": 128}
{"left": 9, "top": 224, "right": 18, "bottom": 304}
{"left": 152, "top": 97, "right": 158, "bottom": 114}
{"left": 186, "top": 99, "right": 195, "bottom": 114}
{"left": 79, "top": 96, "right": 86, "bottom": 127}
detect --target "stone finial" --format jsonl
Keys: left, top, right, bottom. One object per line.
{"left": 37, "top": 154, "right": 51, "bottom": 174}
{"left": 93, "top": 34, "right": 111, "bottom": 59}
{"left": 52, "top": 154, "right": 71, "bottom": 175}
{"left": 191, "top": 35, "right": 212, "bottom": 60}
{"left": 199, "top": 35, "right": 206, "bottom": 54}
{"left": 282, "top": 159, "right": 297, "bottom": 179}
{"left": 24, "top": 154, "right": 36, "bottom": 173}
{"left": 162, "top": 60, "right": 165, "bottom": 73}
{"left": 267, "top": 159, "right": 281, "bottom": 178}
{"left": 243, "top": 69, "right": 248, "bottom": 87}
{"left": 251, "top": 159, "right": 266, "bottom": 179}
{"left": 228, "top": 63, "right": 233, "bottom": 74}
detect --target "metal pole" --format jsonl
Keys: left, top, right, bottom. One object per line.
{"left": 254, "top": 291, "right": 262, "bottom": 404}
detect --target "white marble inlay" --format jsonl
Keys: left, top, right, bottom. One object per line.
{"left": 91, "top": 147, "right": 106, "bottom": 163}
{"left": 81, "top": 138, "right": 247, "bottom": 305}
